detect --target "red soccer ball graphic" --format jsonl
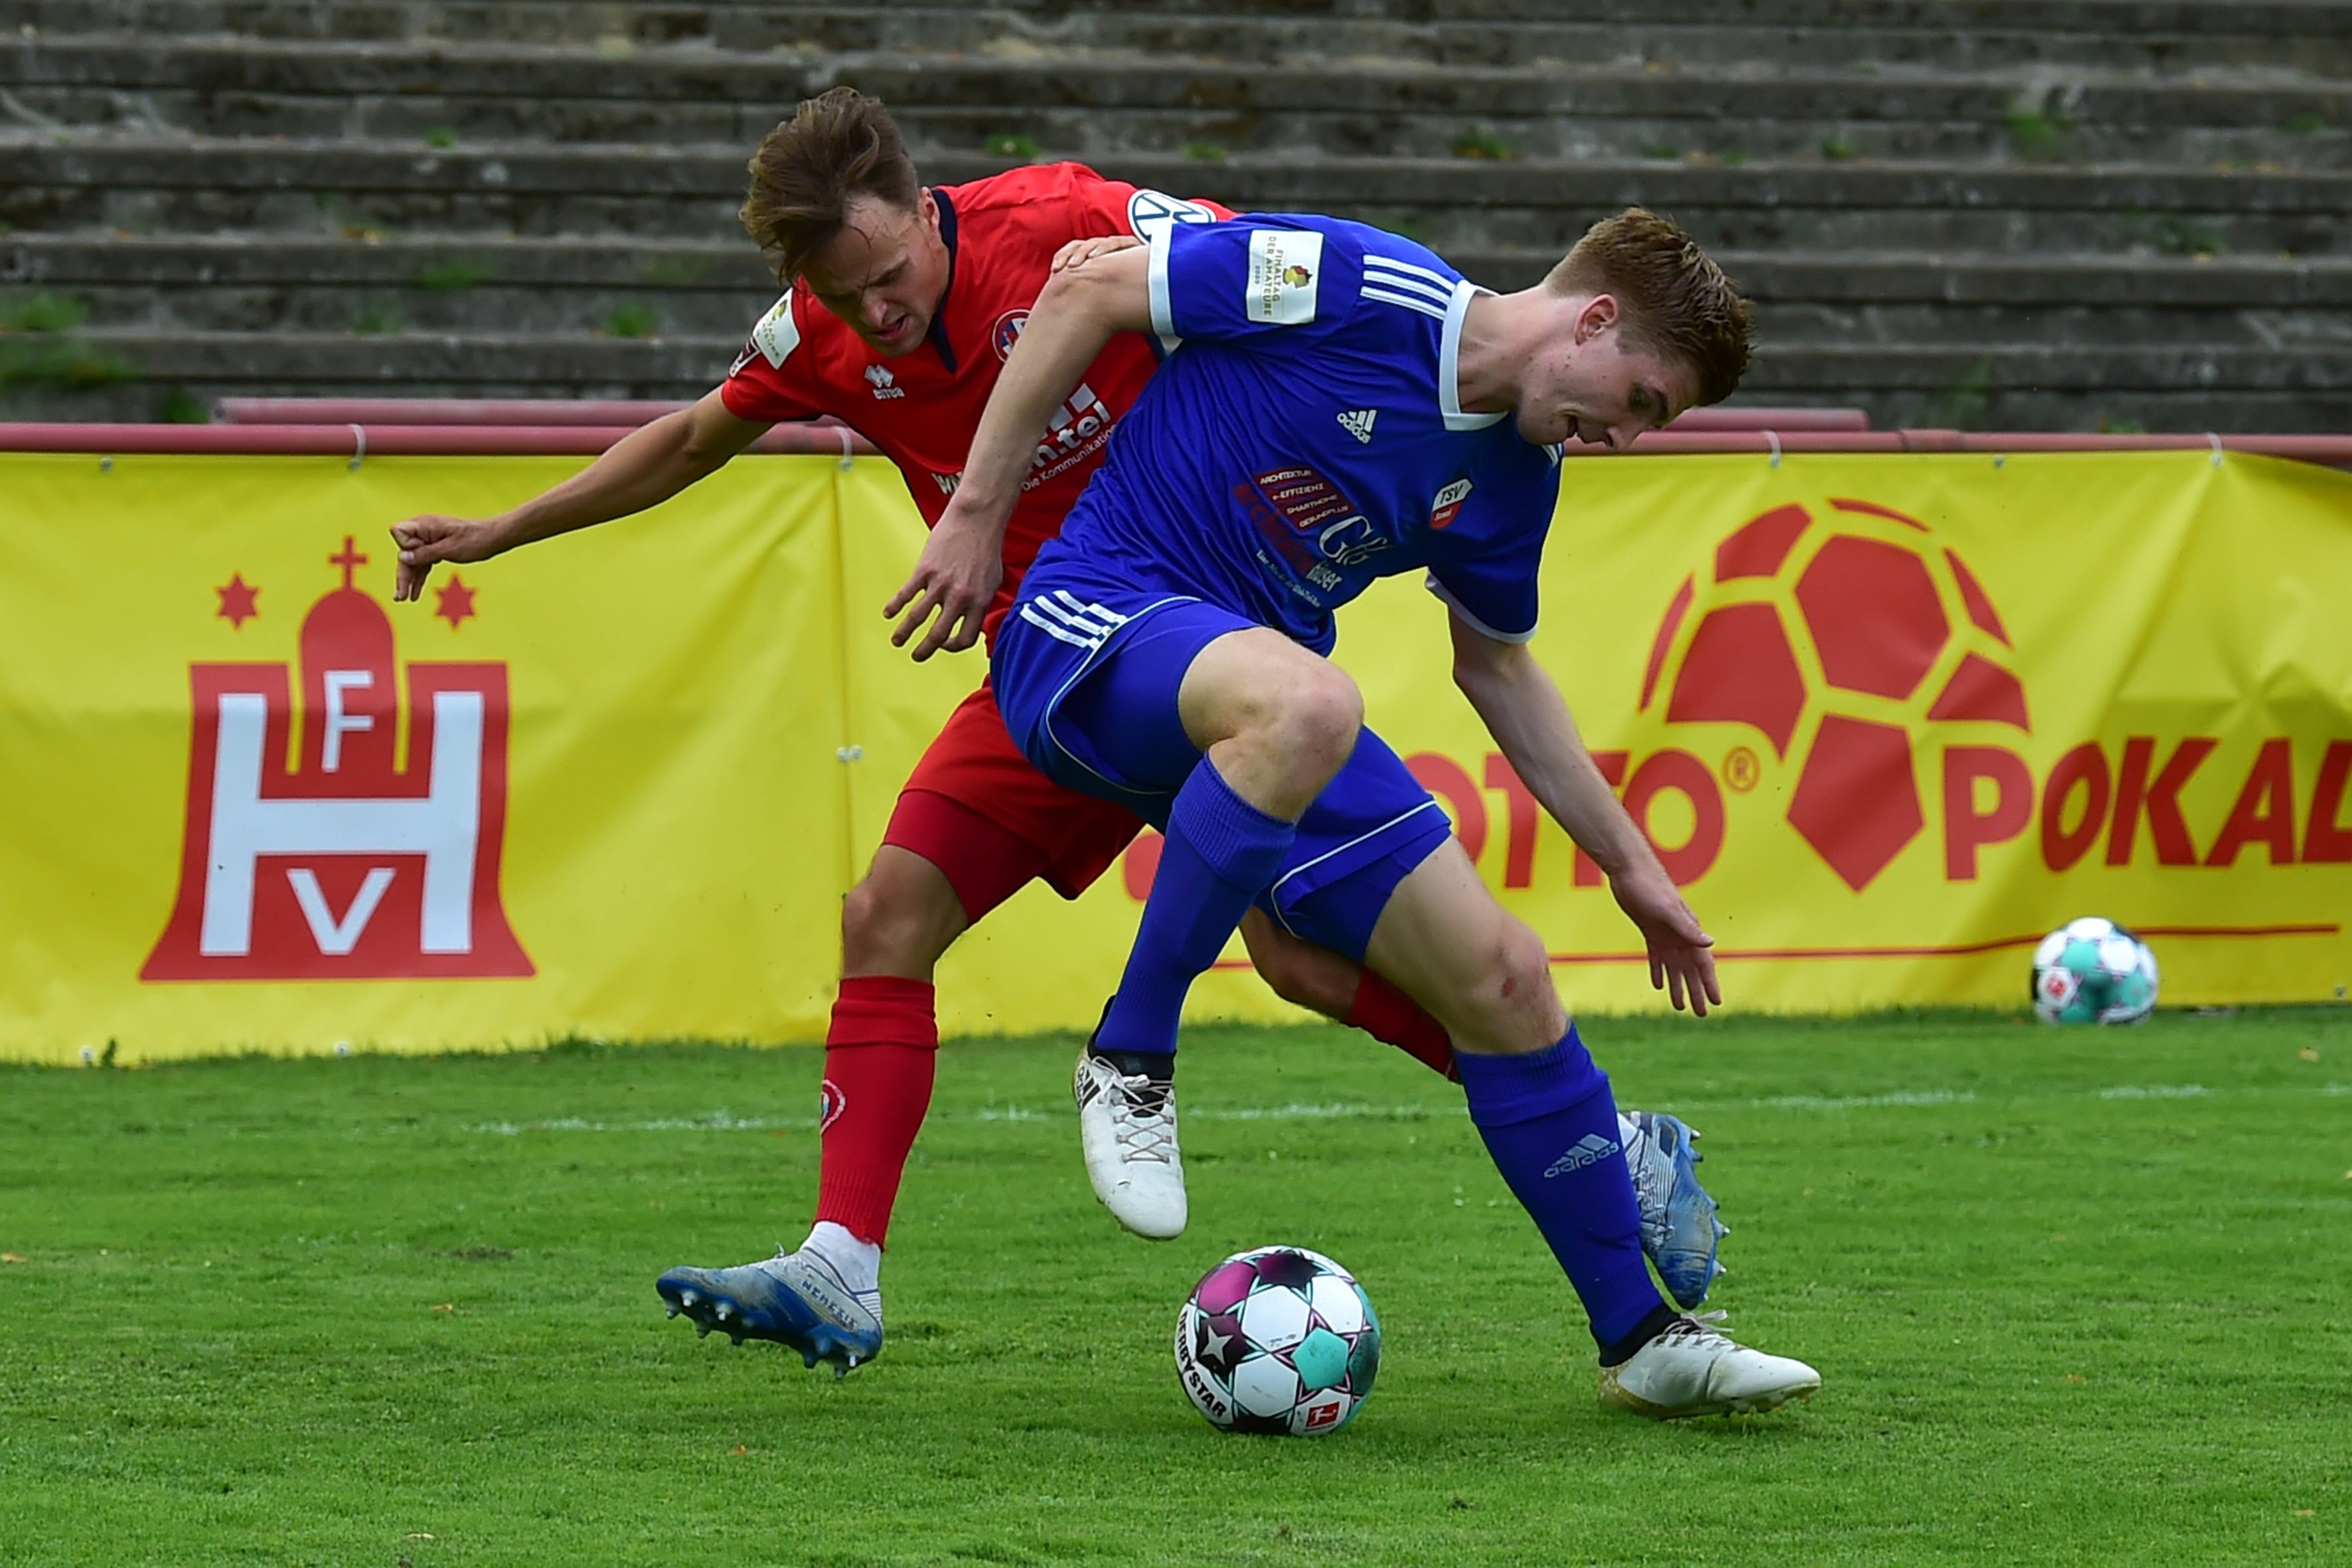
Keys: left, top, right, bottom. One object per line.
{"left": 1638, "top": 498, "right": 2029, "bottom": 890}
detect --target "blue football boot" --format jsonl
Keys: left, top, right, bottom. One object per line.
{"left": 1625, "top": 1111, "right": 1729, "bottom": 1311}
{"left": 656, "top": 1248, "right": 883, "bottom": 1377}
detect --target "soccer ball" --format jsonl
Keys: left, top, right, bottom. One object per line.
{"left": 2032, "top": 917, "right": 2159, "bottom": 1024}
{"left": 1174, "top": 1247, "right": 1381, "bottom": 1436}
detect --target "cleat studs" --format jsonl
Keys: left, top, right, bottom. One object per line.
{"left": 696, "top": 1323, "right": 712, "bottom": 1337}
{"left": 729, "top": 1332, "right": 745, "bottom": 1346}
{"left": 714, "top": 1302, "right": 732, "bottom": 1320}
{"left": 801, "top": 1351, "right": 818, "bottom": 1369}
{"left": 666, "top": 1306, "right": 680, "bottom": 1318}
{"left": 679, "top": 1289, "right": 700, "bottom": 1307}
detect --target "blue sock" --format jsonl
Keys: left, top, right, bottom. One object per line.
{"left": 1097, "top": 761, "right": 1296, "bottom": 1057}
{"left": 1454, "top": 1026, "right": 1667, "bottom": 1349}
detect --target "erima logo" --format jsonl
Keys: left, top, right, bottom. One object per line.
{"left": 1337, "top": 409, "right": 1377, "bottom": 444}
{"left": 1542, "top": 1134, "right": 1620, "bottom": 1178}
{"left": 864, "top": 363, "right": 905, "bottom": 399}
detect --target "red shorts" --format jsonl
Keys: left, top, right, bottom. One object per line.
{"left": 881, "top": 679, "right": 1146, "bottom": 923}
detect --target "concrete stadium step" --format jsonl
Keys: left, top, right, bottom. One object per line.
{"left": 3, "top": 5, "right": 2343, "bottom": 431}
{"left": 10, "top": 304, "right": 2343, "bottom": 401}
{"left": 12, "top": 236, "right": 2343, "bottom": 351}
{"left": 22, "top": 234, "right": 2346, "bottom": 307}
{"left": 7, "top": 36, "right": 2348, "bottom": 171}
{"left": 7, "top": 141, "right": 2345, "bottom": 259}
{"left": 12, "top": 378, "right": 2329, "bottom": 435}
{"left": 9, "top": 0, "right": 2352, "bottom": 72}
{"left": 21, "top": 325, "right": 2349, "bottom": 399}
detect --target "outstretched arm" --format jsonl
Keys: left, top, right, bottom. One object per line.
{"left": 1447, "top": 611, "right": 1723, "bottom": 1015}
{"left": 886, "top": 239, "right": 1154, "bottom": 660}
{"left": 390, "top": 389, "right": 771, "bottom": 601}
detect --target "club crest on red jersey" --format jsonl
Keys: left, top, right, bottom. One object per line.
{"left": 992, "top": 309, "right": 1029, "bottom": 362}
{"left": 141, "top": 538, "right": 532, "bottom": 981}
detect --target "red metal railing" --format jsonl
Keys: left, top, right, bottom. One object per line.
{"left": 204, "top": 398, "right": 1877, "bottom": 435}
{"left": 0, "top": 421, "right": 863, "bottom": 457}
{"left": 2, "top": 403, "right": 2347, "bottom": 466}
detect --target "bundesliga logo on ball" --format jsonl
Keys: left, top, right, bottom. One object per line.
{"left": 1174, "top": 1247, "right": 1381, "bottom": 1436}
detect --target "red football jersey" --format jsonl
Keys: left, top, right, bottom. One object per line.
{"left": 718, "top": 163, "right": 1231, "bottom": 605}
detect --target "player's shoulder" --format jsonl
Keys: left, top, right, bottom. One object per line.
{"left": 731, "top": 287, "right": 809, "bottom": 376}
{"left": 946, "top": 160, "right": 1222, "bottom": 242}
{"left": 728, "top": 280, "right": 877, "bottom": 390}
{"left": 1228, "top": 214, "right": 1467, "bottom": 335}
{"left": 1214, "top": 213, "right": 1445, "bottom": 267}
{"left": 937, "top": 159, "right": 1099, "bottom": 216}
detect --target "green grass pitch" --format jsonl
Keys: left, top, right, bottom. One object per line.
{"left": 3, "top": 1008, "right": 2346, "bottom": 1565}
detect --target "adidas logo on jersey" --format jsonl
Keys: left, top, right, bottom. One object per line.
{"left": 1337, "top": 408, "right": 1378, "bottom": 444}
{"left": 864, "top": 363, "right": 906, "bottom": 400}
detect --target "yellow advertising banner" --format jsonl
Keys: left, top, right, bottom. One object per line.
{"left": 1, "top": 447, "right": 2346, "bottom": 1063}
{"left": 0, "top": 451, "right": 854, "bottom": 1063}
{"left": 1330, "top": 450, "right": 2352, "bottom": 1016}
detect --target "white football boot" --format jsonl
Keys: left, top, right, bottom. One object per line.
{"left": 1599, "top": 1312, "right": 1821, "bottom": 1418}
{"left": 1072, "top": 1048, "right": 1187, "bottom": 1240}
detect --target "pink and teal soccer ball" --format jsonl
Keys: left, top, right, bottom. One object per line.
{"left": 2033, "top": 916, "right": 2159, "bottom": 1024}
{"left": 1174, "top": 1247, "right": 1381, "bottom": 1436}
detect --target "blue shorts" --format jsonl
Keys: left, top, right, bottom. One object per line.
{"left": 993, "top": 578, "right": 1452, "bottom": 962}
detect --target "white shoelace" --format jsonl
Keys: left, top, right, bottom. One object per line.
{"left": 1107, "top": 1072, "right": 1177, "bottom": 1166}
{"left": 1656, "top": 1310, "right": 1734, "bottom": 1352}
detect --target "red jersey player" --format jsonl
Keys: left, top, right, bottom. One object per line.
{"left": 389, "top": 88, "right": 1724, "bottom": 1376}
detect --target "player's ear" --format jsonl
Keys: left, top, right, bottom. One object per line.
{"left": 1573, "top": 293, "right": 1620, "bottom": 345}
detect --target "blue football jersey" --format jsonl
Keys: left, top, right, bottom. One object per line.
{"left": 1029, "top": 213, "right": 1565, "bottom": 655}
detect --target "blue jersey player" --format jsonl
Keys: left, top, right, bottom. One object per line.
{"left": 901, "top": 208, "right": 1818, "bottom": 1418}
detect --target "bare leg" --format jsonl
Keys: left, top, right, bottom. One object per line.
{"left": 841, "top": 845, "right": 969, "bottom": 980}
{"left": 1362, "top": 838, "right": 1564, "bottom": 1057}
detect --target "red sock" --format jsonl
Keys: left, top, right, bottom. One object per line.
{"left": 813, "top": 975, "right": 938, "bottom": 1248}
{"left": 1344, "top": 970, "right": 1458, "bottom": 1081}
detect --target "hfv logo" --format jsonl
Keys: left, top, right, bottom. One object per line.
{"left": 141, "top": 538, "right": 532, "bottom": 981}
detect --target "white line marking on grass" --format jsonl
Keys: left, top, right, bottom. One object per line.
{"left": 471, "top": 1113, "right": 791, "bottom": 1135}
{"left": 1199, "top": 1102, "right": 1441, "bottom": 1121}
{"left": 454, "top": 1080, "right": 2349, "bottom": 1137}
{"left": 979, "top": 1102, "right": 1442, "bottom": 1123}
{"left": 1749, "top": 1090, "right": 1976, "bottom": 1111}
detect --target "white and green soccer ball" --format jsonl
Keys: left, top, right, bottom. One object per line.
{"left": 2032, "top": 917, "right": 2159, "bottom": 1024}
